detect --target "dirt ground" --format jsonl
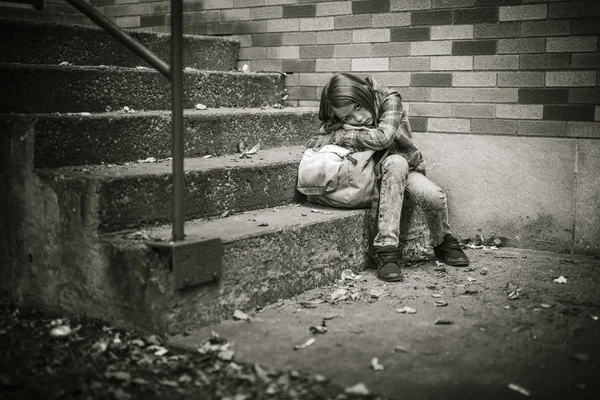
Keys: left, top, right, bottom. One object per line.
{"left": 2, "top": 246, "right": 600, "bottom": 400}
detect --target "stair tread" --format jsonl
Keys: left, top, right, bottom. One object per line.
{"left": 37, "top": 145, "right": 306, "bottom": 177}
{"left": 106, "top": 202, "right": 366, "bottom": 245}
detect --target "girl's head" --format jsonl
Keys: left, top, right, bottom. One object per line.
{"left": 319, "top": 73, "right": 379, "bottom": 128}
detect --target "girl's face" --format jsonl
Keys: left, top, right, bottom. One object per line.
{"left": 332, "top": 103, "right": 373, "bottom": 127}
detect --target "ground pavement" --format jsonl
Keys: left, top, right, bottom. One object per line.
{"left": 170, "top": 247, "right": 600, "bottom": 400}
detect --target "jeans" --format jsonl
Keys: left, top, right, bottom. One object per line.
{"left": 374, "top": 154, "right": 452, "bottom": 248}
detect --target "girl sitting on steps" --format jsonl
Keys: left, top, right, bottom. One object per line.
{"left": 308, "top": 73, "right": 469, "bottom": 282}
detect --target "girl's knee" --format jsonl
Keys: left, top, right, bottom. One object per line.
{"left": 382, "top": 155, "right": 409, "bottom": 176}
{"left": 428, "top": 187, "right": 447, "bottom": 210}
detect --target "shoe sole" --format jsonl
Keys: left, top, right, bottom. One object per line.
{"left": 376, "top": 273, "right": 404, "bottom": 282}
{"left": 436, "top": 257, "right": 469, "bottom": 267}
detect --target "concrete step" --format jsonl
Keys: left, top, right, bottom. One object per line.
{"left": 36, "top": 146, "right": 308, "bottom": 233}
{"left": 0, "top": 63, "right": 286, "bottom": 113}
{"left": 0, "top": 19, "right": 239, "bottom": 71}
{"left": 32, "top": 107, "right": 319, "bottom": 168}
{"left": 99, "top": 203, "right": 371, "bottom": 333}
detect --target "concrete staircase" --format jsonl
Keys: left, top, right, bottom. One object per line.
{"left": 1, "top": 18, "right": 403, "bottom": 334}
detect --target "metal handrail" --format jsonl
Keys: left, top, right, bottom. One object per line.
{"left": 66, "top": 0, "right": 185, "bottom": 241}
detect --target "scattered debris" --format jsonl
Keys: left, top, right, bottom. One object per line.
{"left": 221, "top": 210, "right": 231, "bottom": 218}
{"left": 344, "top": 382, "right": 370, "bottom": 395}
{"left": 464, "top": 289, "right": 479, "bottom": 295}
{"left": 591, "top": 315, "right": 598, "bottom": 321}
{"left": 59, "top": 61, "right": 70, "bottom": 66}
{"left": 370, "top": 358, "right": 384, "bottom": 371}
{"left": 238, "top": 142, "right": 260, "bottom": 159}
{"left": 309, "top": 319, "right": 327, "bottom": 335}
{"left": 467, "top": 277, "right": 477, "bottom": 282}
{"left": 50, "top": 325, "right": 72, "bottom": 339}
{"left": 79, "top": 112, "right": 91, "bottom": 116}
{"left": 341, "top": 269, "right": 361, "bottom": 281}
{"left": 105, "top": 105, "right": 112, "bottom": 112}
{"left": 232, "top": 310, "right": 249, "bottom": 321}
{"left": 569, "top": 353, "right": 590, "bottom": 363}
{"left": 434, "top": 300, "right": 448, "bottom": 307}
{"left": 202, "top": 155, "right": 213, "bottom": 159}
{"left": 396, "top": 306, "right": 417, "bottom": 314}
{"left": 293, "top": 337, "right": 316, "bottom": 350}
{"left": 330, "top": 288, "right": 348, "bottom": 302}
{"left": 434, "top": 266, "right": 446, "bottom": 272}
{"left": 137, "top": 157, "right": 156, "bottom": 163}
{"left": 508, "top": 290, "right": 521, "bottom": 300}
{"left": 432, "top": 293, "right": 442, "bottom": 298}
{"left": 480, "top": 267, "right": 488, "bottom": 275}
{"left": 540, "top": 303, "right": 552, "bottom": 309}
{"left": 258, "top": 222, "right": 269, "bottom": 227}
{"left": 195, "top": 103, "right": 207, "bottom": 110}
{"left": 508, "top": 382, "right": 531, "bottom": 396}
{"left": 434, "top": 319, "right": 452, "bottom": 325}
{"left": 241, "top": 64, "right": 250, "bottom": 73}
{"left": 393, "top": 345, "right": 409, "bottom": 354}
{"left": 122, "top": 106, "right": 135, "bottom": 113}
{"left": 553, "top": 276, "right": 567, "bottom": 284}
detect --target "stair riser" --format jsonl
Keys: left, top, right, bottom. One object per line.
{"left": 34, "top": 110, "right": 318, "bottom": 168}
{"left": 0, "top": 66, "right": 285, "bottom": 113}
{"left": 100, "top": 212, "right": 372, "bottom": 333}
{"left": 0, "top": 20, "right": 239, "bottom": 71}
{"left": 39, "top": 161, "right": 305, "bottom": 233}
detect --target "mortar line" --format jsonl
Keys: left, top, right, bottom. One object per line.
{"left": 571, "top": 141, "right": 578, "bottom": 255}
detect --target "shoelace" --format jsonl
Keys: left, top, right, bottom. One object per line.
{"left": 375, "top": 249, "right": 398, "bottom": 264}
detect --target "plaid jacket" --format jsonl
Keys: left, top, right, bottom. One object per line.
{"left": 322, "top": 78, "right": 426, "bottom": 174}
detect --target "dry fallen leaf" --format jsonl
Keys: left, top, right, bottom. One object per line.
{"left": 508, "top": 382, "right": 531, "bottom": 396}
{"left": 370, "top": 358, "right": 384, "bottom": 371}
{"left": 434, "top": 318, "right": 453, "bottom": 325}
{"left": 293, "top": 337, "right": 316, "bottom": 350}
{"left": 553, "top": 276, "right": 567, "bottom": 284}
{"left": 233, "top": 309, "right": 249, "bottom": 321}
{"left": 434, "top": 300, "right": 448, "bottom": 307}
{"left": 345, "top": 382, "right": 370, "bottom": 395}
{"left": 396, "top": 306, "right": 417, "bottom": 314}
{"left": 330, "top": 288, "right": 347, "bottom": 302}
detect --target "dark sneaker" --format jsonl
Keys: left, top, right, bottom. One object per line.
{"left": 373, "top": 245, "right": 404, "bottom": 282}
{"left": 434, "top": 234, "right": 470, "bottom": 267}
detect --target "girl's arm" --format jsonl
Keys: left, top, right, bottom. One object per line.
{"left": 331, "top": 91, "right": 404, "bottom": 151}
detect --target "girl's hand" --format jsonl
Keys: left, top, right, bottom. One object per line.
{"left": 307, "top": 132, "right": 334, "bottom": 148}
{"left": 343, "top": 123, "right": 362, "bottom": 130}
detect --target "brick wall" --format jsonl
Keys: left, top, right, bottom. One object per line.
{"left": 9, "top": 0, "right": 599, "bottom": 137}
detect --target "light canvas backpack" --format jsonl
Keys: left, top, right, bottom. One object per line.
{"left": 296, "top": 144, "right": 377, "bottom": 208}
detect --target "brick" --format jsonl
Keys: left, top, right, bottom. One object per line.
{"left": 572, "top": 53, "right": 600, "bottom": 69}
{"left": 409, "top": 116, "right": 428, "bottom": 132}
{"left": 267, "top": 46, "right": 299, "bottom": 59}
{"left": 234, "top": 0, "right": 262, "bottom": 7}
{"left": 547, "top": 37, "right": 597, "bottom": 53}
{"left": 454, "top": 7, "right": 498, "bottom": 24}
{"left": 140, "top": 14, "right": 166, "bottom": 27}
{"left": 283, "top": 4, "right": 315, "bottom": 18}
{"left": 476, "top": 0, "right": 521, "bottom": 5}
{"left": 474, "top": 55, "right": 518, "bottom": 70}
{"left": 249, "top": 59, "right": 283, "bottom": 71}
{"left": 548, "top": 1, "right": 600, "bottom": 19}
{"left": 452, "top": 104, "right": 495, "bottom": 118}
{"left": 517, "top": 121, "right": 567, "bottom": 137}
{"left": 298, "top": 73, "right": 333, "bottom": 87}
{"left": 410, "top": 102, "right": 452, "bottom": 117}
{"left": 473, "top": 22, "right": 520, "bottom": 39}
{"left": 471, "top": 118, "right": 517, "bottom": 134}
{"left": 544, "top": 105, "right": 596, "bottom": 122}
{"left": 282, "top": 32, "right": 317, "bottom": 45}
{"left": 411, "top": 41, "right": 452, "bottom": 56}
{"left": 428, "top": 118, "right": 471, "bottom": 132}
{"left": 546, "top": 72, "right": 596, "bottom": 88}
{"left": 221, "top": 8, "right": 251, "bottom": 21}
{"left": 390, "top": 0, "right": 431, "bottom": 12}
{"left": 182, "top": 1, "right": 201, "bottom": 12}
{"left": 390, "top": 27, "right": 430, "bottom": 42}
{"left": 353, "top": 28, "right": 390, "bottom": 43}
{"left": 567, "top": 122, "right": 600, "bottom": 138}
{"left": 519, "top": 54, "right": 569, "bottom": 70}
{"left": 334, "top": 15, "right": 371, "bottom": 29}
{"left": 453, "top": 72, "right": 496, "bottom": 87}
{"left": 282, "top": 60, "right": 315, "bottom": 72}
{"left": 153, "top": 3, "right": 171, "bottom": 13}
{"left": 205, "top": 0, "right": 233, "bottom": 9}
{"left": 239, "top": 47, "right": 266, "bottom": 59}
{"left": 411, "top": 73, "right": 452, "bottom": 87}
{"left": 499, "top": 4, "right": 547, "bottom": 21}
{"left": 390, "top": 57, "right": 430, "bottom": 71}
{"left": 234, "top": 21, "right": 267, "bottom": 34}
{"left": 572, "top": 18, "right": 600, "bottom": 35}
{"left": 267, "top": 18, "right": 299, "bottom": 32}
{"left": 184, "top": 11, "right": 219, "bottom": 24}
{"left": 252, "top": 33, "right": 283, "bottom": 47}
{"left": 103, "top": 4, "right": 152, "bottom": 17}
{"left": 302, "top": 17, "right": 334, "bottom": 31}
{"left": 372, "top": 12, "right": 411, "bottom": 27}
{"left": 430, "top": 56, "right": 473, "bottom": 70}
{"left": 473, "top": 88, "right": 518, "bottom": 103}
{"left": 401, "top": 87, "right": 431, "bottom": 101}
{"left": 316, "top": 1, "right": 352, "bottom": 17}
{"left": 569, "top": 89, "right": 600, "bottom": 104}
{"left": 518, "top": 88, "right": 568, "bottom": 104}
{"left": 230, "top": 35, "right": 252, "bottom": 48}
{"left": 300, "top": 44, "right": 335, "bottom": 59}
{"left": 498, "top": 38, "right": 545, "bottom": 54}
{"left": 521, "top": 20, "right": 570, "bottom": 37}
{"left": 353, "top": 0, "right": 390, "bottom": 14}
{"left": 431, "top": 25, "right": 473, "bottom": 40}
{"left": 431, "top": 88, "right": 473, "bottom": 102}
{"left": 498, "top": 72, "right": 545, "bottom": 87}
{"left": 115, "top": 16, "right": 140, "bottom": 28}
{"left": 412, "top": 9, "right": 453, "bottom": 25}
{"left": 333, "top": 44, "right": 372, "bottom": 58}
{"left": 433, "top": 0, "right": 475, "bottom": 8}
{"left": 452, "top": 40, "right": 497, "bottom": 55}
{"left": 317, "top": 30, "right": 351, "bottom": 44}
{"left": 251, "top": 6, "right": 282, "bottom": 20}
{"left": 351, "top": 58, "right": 390, "bottom": 71}
{"left": 597, "top": 106, "right": 600, "bottom": 122}
{"left": 369, "top": 72, "right": 411, "bottom": 87}
{"left": 372, "top": 43, "right": 410, "bottom": 57}
{"left": 315, "top": 59, "right": 351, "bottom": 72}
{"left": 497, "top": 104, "right": 543, "bottom": 119}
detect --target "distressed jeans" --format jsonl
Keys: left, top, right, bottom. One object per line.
{"left": 374, "top": 154, "right": 452, "bottom": 248}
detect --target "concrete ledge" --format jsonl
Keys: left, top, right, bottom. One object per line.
{"left": 0, "top": 64, "right": 286, "bottom": 113}
{"left": 32, "top": 108, "right": 319, "bottom": 167}
{"left": 0, "top": 19, "right": 239, "bottom": 71}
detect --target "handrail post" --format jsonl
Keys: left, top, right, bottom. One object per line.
{"left": 171, "top": 0, "right": 185, "bottom": 241}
